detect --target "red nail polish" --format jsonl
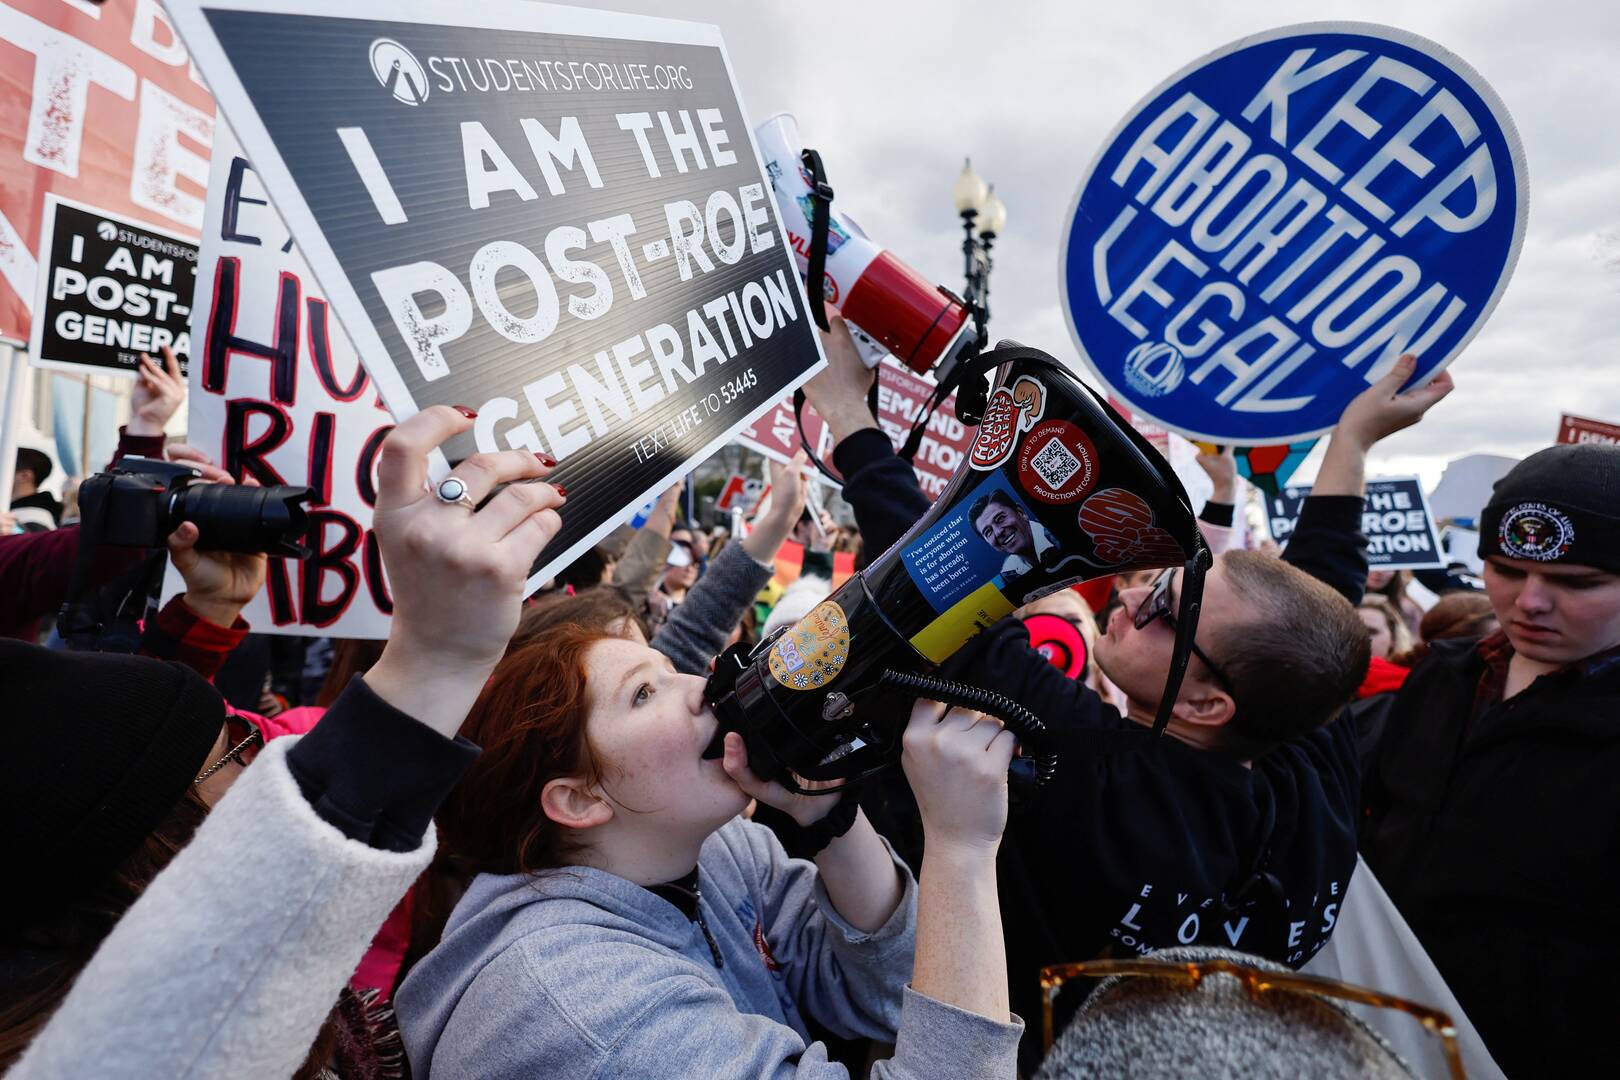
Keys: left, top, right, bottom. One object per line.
{"left": 553, "top": 484, "right": 568, "bottom": 498}
{"left": 535, "top": 453, "right": 557, "bottom": 467}
{"left": 453, "top": 405, "right": 478, "bottom": 419}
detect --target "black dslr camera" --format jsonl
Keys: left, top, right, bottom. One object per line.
{"left": 77, "top": 457, "right": 313, "bottom": 556}
{"left": 60, "top": 457, "right": 313, "bottom": 651}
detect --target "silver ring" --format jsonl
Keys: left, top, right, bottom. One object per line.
{"left": 434, "top": 476, "right": 477, "bottom": 511}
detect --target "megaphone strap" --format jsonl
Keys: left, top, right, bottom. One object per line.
{"left": 799, "top": 147, "right": 833, "bottom": 334}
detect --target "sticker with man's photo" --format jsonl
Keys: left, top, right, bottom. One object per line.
{"left": 900, "top": 474, "right": 1067, "bottom": 614}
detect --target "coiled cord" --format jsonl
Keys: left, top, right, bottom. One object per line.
{"left": 876, "top": 669, "right": 1059, "bottom": 789}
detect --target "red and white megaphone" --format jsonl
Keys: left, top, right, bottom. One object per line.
{"left": 756, "top": 113, "right": 974, "bottom": 374}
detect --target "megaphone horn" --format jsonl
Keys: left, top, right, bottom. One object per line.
{"left": 756, "top": 113, "right": 974, "bottom": 375}
{"left": 706, "top": 341, "right": 1211, "bottom": 794}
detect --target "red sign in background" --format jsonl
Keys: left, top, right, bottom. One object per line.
{"left": 1557, "top": 413, "right": 1620, "bottom": 447}
{"left": 0, "top": 0, "right": 214, "bottom": 345}
{"left": 735, "top": 359, "right": 974, "bottom": 501}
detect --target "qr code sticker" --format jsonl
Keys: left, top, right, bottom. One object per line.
{"left": 1030, "top": 436, "right": 1081, "bottom": 489}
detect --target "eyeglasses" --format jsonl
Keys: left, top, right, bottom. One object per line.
{"left": 1038, "top": 958, "right": 1465, "bottom": 1079}
{"left": 194, "top": 712, "right": 264, "bottom": 786}
{"left": 1133, "top": 568, "right": 1237, "bottom": 697}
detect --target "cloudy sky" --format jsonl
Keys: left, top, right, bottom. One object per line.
{"left": 580, "top": 0, "right": 1620, "bottom": 488}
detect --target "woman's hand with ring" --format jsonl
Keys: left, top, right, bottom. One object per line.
{"left": 364, "top": 405, "right": 565, "bottom": 737}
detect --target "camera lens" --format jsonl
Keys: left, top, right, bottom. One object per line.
{"left": 170, "top": 482, "right": 315, "bottom": 557}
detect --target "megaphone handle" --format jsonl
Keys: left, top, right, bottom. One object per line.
{"left": 876, "top": 668, "right": 1058, "bottom": 789}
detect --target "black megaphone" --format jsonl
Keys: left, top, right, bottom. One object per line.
{"left": 705, "top": 342, "right": 1211, "bottom": 793}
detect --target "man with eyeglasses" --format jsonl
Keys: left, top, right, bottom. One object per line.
{"left": 803, "top": 319, "right": 1454, "bottom": 1067}
{"left": 1360, "top": 441, "right": 1620, "bottom": 1079}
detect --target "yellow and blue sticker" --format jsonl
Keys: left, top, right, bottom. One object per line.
{"left": 769, "top": 600, "right": 852, "bottom": 691}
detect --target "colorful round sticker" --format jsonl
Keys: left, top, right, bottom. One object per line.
{"left": 1016, "top": 419, "right": 1098, "bottom": 504}
{"left": 768, "top": 600, "right": 851, "bottom": 691}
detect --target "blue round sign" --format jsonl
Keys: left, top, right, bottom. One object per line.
{"left": 1061, "top": 23, "right": 1527, "bottom": 445}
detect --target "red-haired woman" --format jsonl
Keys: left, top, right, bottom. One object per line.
{"left": 395, "top": 627, "right": 1027, "bottom": 1078}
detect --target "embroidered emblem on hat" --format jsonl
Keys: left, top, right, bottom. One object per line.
{"left": 1498, "top": 502, "right": 1575, "bottom": 561}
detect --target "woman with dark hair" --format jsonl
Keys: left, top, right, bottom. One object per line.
{"left": 395, "top": 624, "right": 1027, "bottom": 1078}
{"left": 3, "top": 405, "right": 566, "bottom": 1078}
{"left": 1417, "top": 591, "right": 1498, "bottom": 645}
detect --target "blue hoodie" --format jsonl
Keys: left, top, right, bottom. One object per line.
{"left": 396, "top": 816, "right": 1022, "bottom": 1078}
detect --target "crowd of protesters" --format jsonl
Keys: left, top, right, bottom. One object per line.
{"left": 2, "top": 313, "right": 1616, "bottom": 1080}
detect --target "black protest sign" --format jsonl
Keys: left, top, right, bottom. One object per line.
{"left": 29, "top": 196, "right": 197, "bottom": 376}
{"left": 167, "top": 0, "right": 825, "bottom": 592}
{"left": 1267, "top": 476, "right": 1444, "bottom": 570}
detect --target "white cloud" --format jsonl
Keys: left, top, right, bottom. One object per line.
{"left": 581, "top": 0, "right": 1620, "bottom": 481}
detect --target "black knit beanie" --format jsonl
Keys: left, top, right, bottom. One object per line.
{"left": 0, "top": 640, "right": 226, "bottom": 924}
{"left": 1478, "top": 443, "right": 1620, "bottom": 573}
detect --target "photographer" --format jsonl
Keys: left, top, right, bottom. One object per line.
{"left": 0, "top": 348, "right": 183, "bottom": 641}
{"left": 802, "top": 318, "right": 1452, "bottom": 1065}
{"left": 4, "top": 406, "right": 565, "bottom": 1078}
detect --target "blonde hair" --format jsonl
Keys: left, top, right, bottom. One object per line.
{"left": 1357, "top": 594, "right": 1412, "bottom": 657}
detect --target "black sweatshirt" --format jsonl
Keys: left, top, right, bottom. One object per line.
{"left": 833, "top": 428, "right": 1368, "bottom": 1065}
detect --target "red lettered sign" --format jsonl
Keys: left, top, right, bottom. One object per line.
{"left": 0, "top": 0, "right": 214, "bottom": 344}
{"left": 1557, "top": 414, "right": 1620, "bottom": 447}
{"left": 735, "top": 359, "right": 974, "bottom": 501}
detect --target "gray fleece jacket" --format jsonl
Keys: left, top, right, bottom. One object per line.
{"left": 396, "top": 816, "right": 1023, "bottom": 1079}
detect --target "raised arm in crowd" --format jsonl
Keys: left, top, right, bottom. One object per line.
{"left": 800, "top": 318, "right": 1455, "bottom": 1066}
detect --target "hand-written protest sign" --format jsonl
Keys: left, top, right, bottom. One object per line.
{"left": 28, "top": 197, "right": 197, "bottom": 377}
{"left": 736, "top": 359, "right": 974, "bottom": 500}
{"left": 165, "top": 124, "right": 394, "bottom": 638}
{"left": 1267, "top": 476, "right": 1444, "bottom": 569}
{"left": 1557, "top": 413, "right": 1620, "bottom": 447}
{"left": 1062, "top": 23, "right": 1527, "bottom": 445}
{"left": 0, "top": 0, "right": 215, "bottom": 345}
{"left": 164, "top": 0, "right": 825, "bottom": 595}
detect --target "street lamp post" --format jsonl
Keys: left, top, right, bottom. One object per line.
{"left": 951, "top": 158, "right": 1007, "bottom": 353}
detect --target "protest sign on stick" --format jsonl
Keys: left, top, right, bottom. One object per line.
{"left": 715, "top": 473, "right": 768, "bottom": 515}
{"left": 1062, "top": 23, "right": 1528, "bottom": 446}
{"left": 1267, "top": 476, "right": 1444, "bottom": 570}
{"left": 736, "top": 359, "right": 974, "bottom": 500}
{"left": 0, "top": 0, "right": 215, "bottom": 346}
{"left": 164, "top": 0, "right": 826, "bottom": 594}
{"left": 1234, "top": 440, "right": 1318, "bottom": 497}
{"left": 28, "top": 197, "right": 197, "bottom": 377}
{"left": 1557, "top": 413, "right": 1620, "bottom": 447}
{"left": 167, "top": 124, "right": 394, "bottom": 638}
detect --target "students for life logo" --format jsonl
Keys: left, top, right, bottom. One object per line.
{"left": 370, "top": 38, "right": 430, "bottom": 106}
